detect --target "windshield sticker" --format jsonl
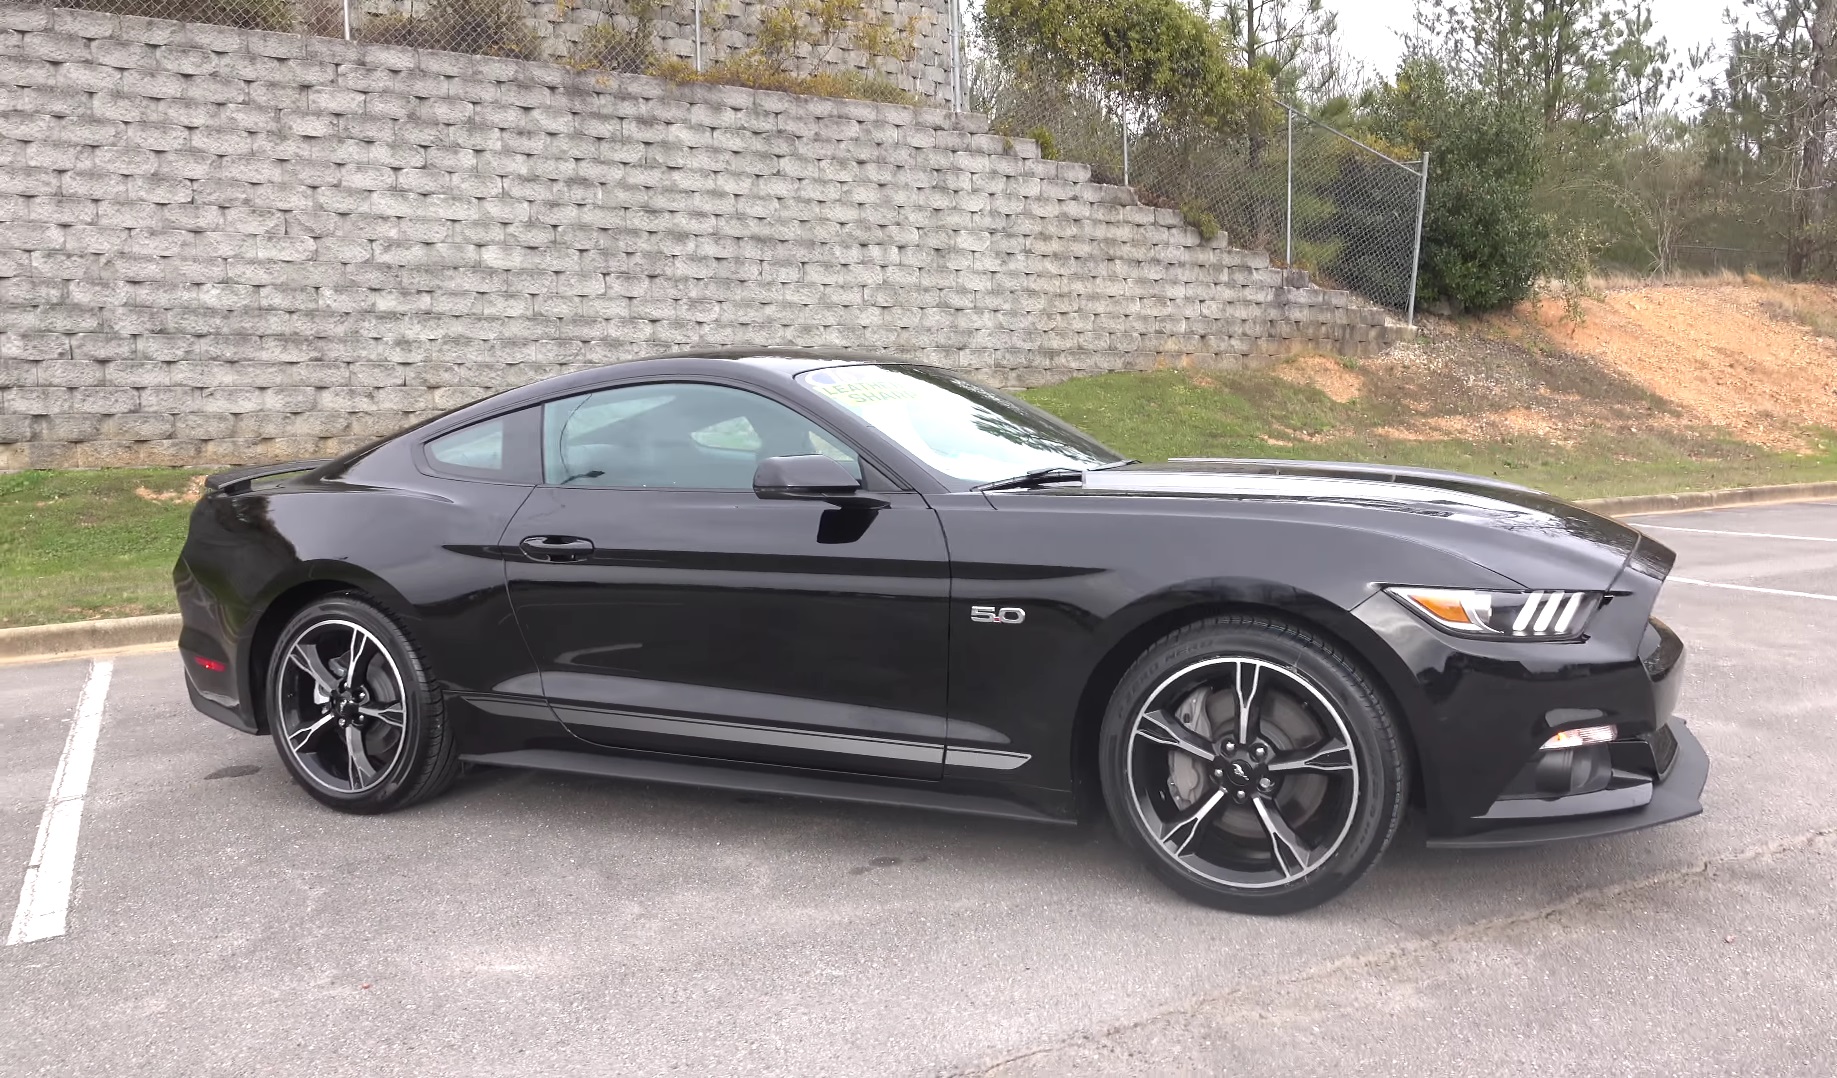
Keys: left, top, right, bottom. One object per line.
{"left": 809, "top": 378, "right": 923, "bottom": 407}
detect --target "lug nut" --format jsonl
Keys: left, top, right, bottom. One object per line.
{"left": 1233, "top": 789, "right": 1248, "bottom": 803}
{"left": 1212, "top": 769, "right": 1225, "bottom": 781}
{"left": 1258, "top": 777, "right": 1274, "bottom": 791}
{"left": 1223, "top": 741, "right": 1237, "bottom": 753}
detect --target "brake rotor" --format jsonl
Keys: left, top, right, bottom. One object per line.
{"left": 1163, "top": 681, "right": 1333, "bottom": 841}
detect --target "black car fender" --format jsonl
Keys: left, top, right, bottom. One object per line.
{"left": 1060, "top": 574, "right": 1442, "bottom": 814}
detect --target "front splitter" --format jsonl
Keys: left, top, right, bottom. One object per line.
{"left": 1425, "top": 720, "right": 1710, "bottom": 850}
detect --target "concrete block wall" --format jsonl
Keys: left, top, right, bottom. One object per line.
{"left": 0, "top": 5, "right": 1405, "bottom": 469}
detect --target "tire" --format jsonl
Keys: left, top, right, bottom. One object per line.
{"left": 264, "top": 594, "right": 461, "bottom": 814}
{"left": 1097, "top": 614, "right": 1407, "bottom": 914}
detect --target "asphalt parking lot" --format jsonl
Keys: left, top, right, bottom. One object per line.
{"left": 4, "top": 501, "right": 1837, "bottom": 1077}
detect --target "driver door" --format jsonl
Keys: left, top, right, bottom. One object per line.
{"left": 504, "top": 380, "right": 952, "bottom": 779}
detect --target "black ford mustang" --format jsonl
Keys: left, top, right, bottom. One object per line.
{"left": 175, "top": 349, "right": 1707, "bottom": 912}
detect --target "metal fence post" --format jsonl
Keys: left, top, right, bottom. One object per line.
{"left": 1284, "top": 106, "right": 1293, "bottom": 266}
{"left": 1406, "top": 151, "right": 1430, "bottom": 327}
{"left": 987, "top": 68, "right": 1427, "bottom": 314}
{"left": 341, "top": 0, "right": 351, "bottom": 39}
{"left": 949, "top": 0, "right": 963, "bottom": 112}
{"left": 694, "top": 0, "right": 703, "bottom": 72}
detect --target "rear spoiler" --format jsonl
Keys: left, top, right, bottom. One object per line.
{"left": 203, "top": 459, "right": 330, "bottom": 495}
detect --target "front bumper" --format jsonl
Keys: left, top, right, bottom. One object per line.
{"left": 1354, "top": 583, "right": 1706, "bottom": 847}
{"left": 1425, "top": 719, "right": 1708, "bottom": 848}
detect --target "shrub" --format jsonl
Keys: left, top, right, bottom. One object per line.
{"left": 979, "top": 0, "right": 1266, "bottom": 134}
{"left": 754, "top": 0, "right": 918, "bottom": 72}
{"left": 1364, "top": 57, "right": 1548, "bottom": 313}
{"left": 645, "top": 0, "right": 921, "bottom": 106}
{"left": 1181, "top": 201, "right": 1220, "bottom": 242}
{"left": 1026, "top": 125, "right": 1059, "bottom": 160}
{"left": 650, "top": 56, "right": 917, "bottom": 106}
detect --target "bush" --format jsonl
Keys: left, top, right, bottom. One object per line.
{"left": 1364, "top": 57, "right": 1548, "bottom": 313}
{"left": 646, "top": 0, "right": 920, "bottom": 106}
{"left": 754, "top": 0, "right": 918, "bottom": 72}
{"left": 1181, "top": 201, "right": 1220, "bottom": 242}
{"left": 1026, "top": 125, "right": 1059, "bottom": 160}
{"left": 979, "top": 0, "right": 1266, "bottom": 133}
{"left": 650, "top": 56, "right": 917, "bottom": 106}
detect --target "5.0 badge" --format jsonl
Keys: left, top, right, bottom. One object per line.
{"left": 970, "top": 606, "right": 1027, "bottom": 624}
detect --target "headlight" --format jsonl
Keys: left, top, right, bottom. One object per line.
{"left": 1387, "top": 587, "right": 1604, "bottom": 640}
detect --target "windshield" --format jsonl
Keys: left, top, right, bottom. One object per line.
{"left": 798, "top": 364, "right": 1122, "bottom": 484}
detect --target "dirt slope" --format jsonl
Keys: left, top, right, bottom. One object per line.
{"left": 1268, "top": 278, "right": 1837, "bottom": 453}
{"left": 1534, "top": 281, "right": 1837, "bottom": 451}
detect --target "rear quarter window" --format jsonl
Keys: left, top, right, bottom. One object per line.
{"left": 421, "top": 409, "right": 540, "bottom": 484}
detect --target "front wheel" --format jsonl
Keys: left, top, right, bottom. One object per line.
{"left": 1098, "top": 615, "right": 1408, "bottom": 913}
{"left": 266, "top": 595, "right": 461, "bottom": 814}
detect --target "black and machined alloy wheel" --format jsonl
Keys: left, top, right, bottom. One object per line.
{"left": 1099, "top": 615, "right": 1408, "bottom": 913}
{"left": 266, "top": 595, "right": 461, "bottom": 814}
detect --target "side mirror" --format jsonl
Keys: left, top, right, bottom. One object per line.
{"left": 752, "top": 455, "right": 886, "bottom": 508}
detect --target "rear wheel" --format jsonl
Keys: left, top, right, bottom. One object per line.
{"left": 266, "top": 595, "right": 460, "bottom": 814}
{"left": 1098, "top": 615, "right": 1407, "bottom": 913}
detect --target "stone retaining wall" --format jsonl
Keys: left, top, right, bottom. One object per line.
{"left": 0, "top": 5, "right": 1404, "bottom": 468}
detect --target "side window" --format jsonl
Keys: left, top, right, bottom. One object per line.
{"left": 542, "top": 382, "right": 862, "bottom": 489}
{"left": 428, "top": 419, "right": 504, "bottom": 472}
{"left": 422, "top": 408, "right": 539, "bottom": 483}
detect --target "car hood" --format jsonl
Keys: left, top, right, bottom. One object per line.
{"left": 1066, "top": 459, "right": 1661, "bottom": 591}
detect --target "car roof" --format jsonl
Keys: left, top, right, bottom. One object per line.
{"left": 644, "top": 347, "right": 919, "bottom": 373}
{"left": 409, "top": 348, "right": 924, "bottom": 438}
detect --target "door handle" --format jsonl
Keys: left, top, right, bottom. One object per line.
{"left": 519, "top": 535, "right": 596, "bottom": 563}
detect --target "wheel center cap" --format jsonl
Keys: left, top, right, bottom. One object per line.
{"left": 1214, "top": 740, "right": 1274, "bottom": 787}
{"left": 1223, "top": 756, "right": 1262, "bottom": 787}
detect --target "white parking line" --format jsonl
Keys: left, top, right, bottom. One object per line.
{"left": 1640, "top": 525, "right": 1837, "bottom": 543}
{"left": 1670, "top": 577, "right": 1837, "bottom": 603}
{"left": 6, "top": 659, "right": 113, "bottom": 946}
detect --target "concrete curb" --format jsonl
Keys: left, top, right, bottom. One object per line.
{"left": 1579, "top": 481, "right": 1837, "bottom": 518}
{"left": 0, "top": 614, "right": 181, "bottom": 664}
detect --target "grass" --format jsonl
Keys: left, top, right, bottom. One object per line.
{"left": 1752, "top": 280, "right": 1837, "bottom": 340}
{"left": 1022, "top": 368, "right": 1837, "bottom": 501}
{"left": 0, "top": 468, "right": 208, "bottom": 630}
{"left": 8, "top": 361, "right": 1837, "bottom": 629}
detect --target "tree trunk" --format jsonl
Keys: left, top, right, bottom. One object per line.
{"left": 1795, "top": 0, "right": 1837, "bottom": 276}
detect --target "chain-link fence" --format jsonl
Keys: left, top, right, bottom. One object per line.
{"left": 33, "top": 0, "right": 960, "bottom": 102}
{"left": 974, "top": 70, "right": 1429, "bottom": 321}
{"left": 1671, "top": 245, "right": 1788, "bottom": 277}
